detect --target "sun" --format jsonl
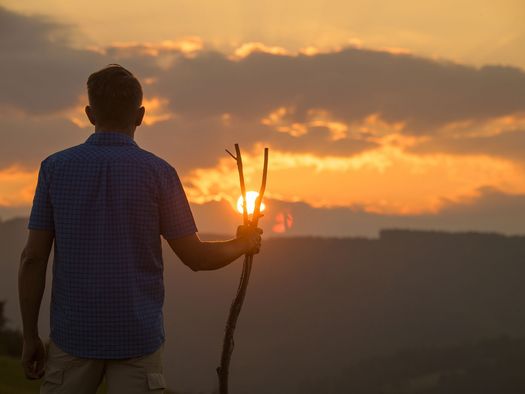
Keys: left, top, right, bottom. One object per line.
{"left": 237, "top": 191, "right": 266, "bottom": 215}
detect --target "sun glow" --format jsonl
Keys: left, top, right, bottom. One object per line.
{"left": 237, "top": 191, "right": 266, "bottom": 215}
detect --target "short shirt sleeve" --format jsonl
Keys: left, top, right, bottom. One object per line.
{"left": 28, "top": 160, "right": 55, "bottom": 231}
{"left": 159, "top": 165, "right": 197, "bottom": 240}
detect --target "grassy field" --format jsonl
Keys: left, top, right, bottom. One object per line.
{"left": 0, "top": 355, "right": 178, "bottom": 393}
{"left": 0, "top": 355, "right": 44, "bottom": 394}
{"left": 0, "top": 356, "right": 146, "bottom": 394}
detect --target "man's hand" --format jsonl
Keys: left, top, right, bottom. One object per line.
{"left": 21, "top": 336, "right": 46, "bottom": 379}
{"left": 236, "top": 225, "right": 263, "bottom": 255}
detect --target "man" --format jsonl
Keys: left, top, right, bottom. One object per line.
{"left": 18, "top": 64, "right": 262, "bottom": 393}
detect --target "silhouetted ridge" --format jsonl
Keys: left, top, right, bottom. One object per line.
{"left": 379, "top": 228, "right": 512, "bottom": 242}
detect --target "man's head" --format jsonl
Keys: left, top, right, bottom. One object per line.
{"left": 85, "top": 64, "right": 145, "bottom": 133}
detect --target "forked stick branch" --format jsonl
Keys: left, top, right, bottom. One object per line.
{"left": 217, "top": 145, "right": 269, "bottom": 394}
{"left": 251, "top": 148, "right": 268, "bottom": 227}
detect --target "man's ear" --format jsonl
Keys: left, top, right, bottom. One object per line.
{"left": 85, "top": 106, "right": 96, "bottom": 126}
{"left": 135, "top": 106, "right": 145, "bottom": 126}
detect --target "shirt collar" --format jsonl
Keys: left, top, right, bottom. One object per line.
{"left": 85, "top": 131, "right": 138, "bottom": 147}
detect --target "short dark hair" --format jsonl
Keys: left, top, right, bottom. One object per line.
{"left": 87, "top": 64, "right": 143, "bottom": 128}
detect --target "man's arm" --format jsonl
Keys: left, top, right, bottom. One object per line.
{"left": 167, "top": 226, "right": 262, "bottom": 271}
{"left": 18, "top": 229, "right": 54, "bottom": 379}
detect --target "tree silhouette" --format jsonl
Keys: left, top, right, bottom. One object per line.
{"left": 0, "top": 300, "right": 23, "bottom": 357}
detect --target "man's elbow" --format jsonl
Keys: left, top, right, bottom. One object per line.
{"left": 179, "top": 254, "right": 205, "bottom": 272}
{"left": 167, "top": 234, "right": 206, "bottom": 272}
{"left": 19, "top": 248, "right": 32, "bottom": 269}
{"left": 185, "top": 259, "right": 201, "bottom": 272}
{"left": 19, "top": 248, "right": 47, "bottom": 271}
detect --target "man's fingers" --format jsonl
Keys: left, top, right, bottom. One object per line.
{"left": 23, "top": 360, "right": 39, "bottom": 380}
{"left": 35, "top": 356, "right": 46, "bottom": 378}
{"left": 237, "top": 225, "right": 263, "bottom": 237}
{"left": 238, "top": 224, "right": 263, "bottom": 255}
{"left": 251, "top": 234, "right": 262, "bottom": 254}
{"left": 24, "top": 361, "right": 45, "bottom": 380}
{"left": 21, "top": 338, "right": 46, "bottom": 380}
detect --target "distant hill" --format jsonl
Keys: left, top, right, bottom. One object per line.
{"left": 2, "top": 218, "right": 525, "bottom": 393}
{"left": 298, "top": 336, "right": 525, "bottom": 393}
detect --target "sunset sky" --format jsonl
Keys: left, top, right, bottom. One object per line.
{"left": 1, "top": 1, "right": 524, "bottom": 236}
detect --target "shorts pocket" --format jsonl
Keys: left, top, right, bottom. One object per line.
{"left": 147, "top": 372, "right": 166, "bottom": 390}
{"left": 43, "top": 366, "right": 64, "bottom": 384}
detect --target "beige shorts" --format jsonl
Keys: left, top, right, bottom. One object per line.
{"left": 40, "top": 339, "right": 166, "bottom": 394}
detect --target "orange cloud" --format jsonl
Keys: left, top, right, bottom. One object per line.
{"left": 438, "top": 112, "right": 525, "bottom": 138}
{"left": 63, "top": 95, "right": 174, "bottom": 128}
{"left": 183, "top": 141, "right": 525, "bottom": 215}
{"left": 261, "top": 108, "right": 409, "bottom": 143}
{"left": 0, "top": 166, "right": 38, "bottom": 207}
{"left": 231, "top": 41, "right": 351, "bottom": 60}
{"left": 94, "top": 38, "right": 204, "bottom": 57}
{"left": 231, "top": 42, "right": 290, "bottom": 60}
{"left": 307, "top": 109, "right": 349, "bottom": 141}
{"left": 64, "top": 94, "right": 90, "bottom": 128}
{"left": 142, "top": 97, "right": 174, "bottom": 126}
{"left": 261, "top": 106, "right": 353, "bottom": 140}
{"left": 261, "top": 106, "right": 308, "bottom": 137}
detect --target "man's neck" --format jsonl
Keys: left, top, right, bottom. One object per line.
{"left": 94, "top": 127, "right": 135, "bottom": 139}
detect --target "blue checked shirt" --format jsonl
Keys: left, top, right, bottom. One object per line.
{"left": 28, "top": 131, "right": 197, "bottom": 359}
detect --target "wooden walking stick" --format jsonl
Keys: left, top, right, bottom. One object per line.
{"left": 217, "top": 144, "right": 269, "bottom": 394}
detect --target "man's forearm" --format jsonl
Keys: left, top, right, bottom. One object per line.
{"left": 194, "top": 237, "right": 249, "bottom": 271}
{"left": 18, "top": 251, "right": 47, "bottom": 339}
{"left": 167, "top": 228, "right": 261, "bottom": 271}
